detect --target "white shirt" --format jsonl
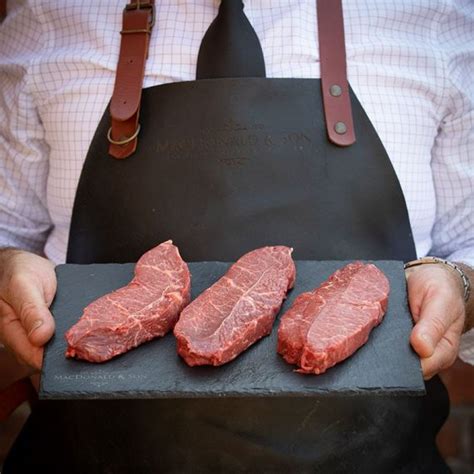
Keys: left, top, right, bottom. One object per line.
{"left": 0, "top": 0, "right": 473, "bottom": 362}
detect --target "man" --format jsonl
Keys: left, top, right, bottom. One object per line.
{"left": 0, "top": 1, "right": 473, "bottom": 472}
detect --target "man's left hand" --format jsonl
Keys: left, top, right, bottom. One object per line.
{"left": 406, "top": 264, "right": 466, "bottom": 379}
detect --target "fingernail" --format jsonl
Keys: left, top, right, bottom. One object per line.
{"left": 28, "top": 320, "right": 43, "bottom": 337}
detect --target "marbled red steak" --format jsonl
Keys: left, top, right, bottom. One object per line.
{"left": 174, "top": 246, "right": 296, "bottom": 366}
{"left": 65, "top": 241, "right": 191, "bottom": 363}
{"left": 278, "top": 262, "right": 389, "bottom": 374}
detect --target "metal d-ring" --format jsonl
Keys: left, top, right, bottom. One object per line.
{"left": 107, "top": 124, "right": 141, "bottom": 146}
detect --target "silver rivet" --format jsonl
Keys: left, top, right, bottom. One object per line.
{"left": 334, "top": 122, "right": 347, "bottom": 134}
{"left": 330, "top": 84, "right": 342, "bottom": 97}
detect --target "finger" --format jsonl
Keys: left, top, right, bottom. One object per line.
{"left": 0, "top": 301, "right": 43, "bottom": 371}
{"left": 421, "top": 325, "right": 461, "bottom": 380}
{"left": 405, "top": 269, "right": 425, "bottom": 323}
{"left": 3, "top": 273, "right": 55, "bottom": 346}
{"left": 410, "top": 290, "right": 461, "bottom": 358}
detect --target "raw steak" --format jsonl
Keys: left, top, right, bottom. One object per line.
{"left": 65, "top": 241, "right": 191, "bottom": 362}
{"left": 174, "top": 246, "right": 296, "bottom": 366}
{"left": 277, "top": 262, "right": 389, "bottom": 374}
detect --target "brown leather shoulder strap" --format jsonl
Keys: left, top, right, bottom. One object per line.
{"left": 317, "top": 0, "right": 355, "bottom": 146}
{"left": 108, "top": 1, "right": 155, "bottom": 159}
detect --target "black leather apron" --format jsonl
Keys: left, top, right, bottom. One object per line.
{"left": 5, "top": 2, "right": 450, "bottom": 472}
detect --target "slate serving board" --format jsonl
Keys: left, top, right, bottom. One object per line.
{"left": 40, "top": 260, "right": 425, "bottom": 399}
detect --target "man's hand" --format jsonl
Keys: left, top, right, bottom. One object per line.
{"left": 0, "top": 249, "right": 56, "bottom": 371}
{"left": 407, "top": 264, "right": 466, "bottom": 380}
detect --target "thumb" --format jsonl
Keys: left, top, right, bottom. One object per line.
{"left": 4, "top": 274, "right": 55, "bottom": 347}
{"left": 410, "top": 293, "right": 455, "bottom": 359}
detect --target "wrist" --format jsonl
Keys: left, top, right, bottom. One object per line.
{"left": 0, "top": 248, "right": 50, "bottom": 284}
{"left": 404, "top": 256, "right": 470, "bottom": 302}
{"left": 0, "top": 247, "right": 23, "bottom": 270}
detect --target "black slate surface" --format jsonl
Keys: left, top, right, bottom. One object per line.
{"left": 40, "top": 261, "right": 425, "bottom": 399}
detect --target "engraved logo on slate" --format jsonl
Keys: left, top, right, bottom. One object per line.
{"left": 54, "top": 373, "right": 148, "bottom": 389}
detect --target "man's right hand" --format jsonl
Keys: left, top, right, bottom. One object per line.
{"left": 0, "top": 249, "right": 56, "bottom": 371}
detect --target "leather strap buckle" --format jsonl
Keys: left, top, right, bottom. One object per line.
{"left": 125, "top": 1, "right": 153, "bottom": 10}
{"left": 122, "top": 1, "right": 155, "bottom": 34}
{"left": 107, "top": 123, "right": 141, "bottom": 146}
